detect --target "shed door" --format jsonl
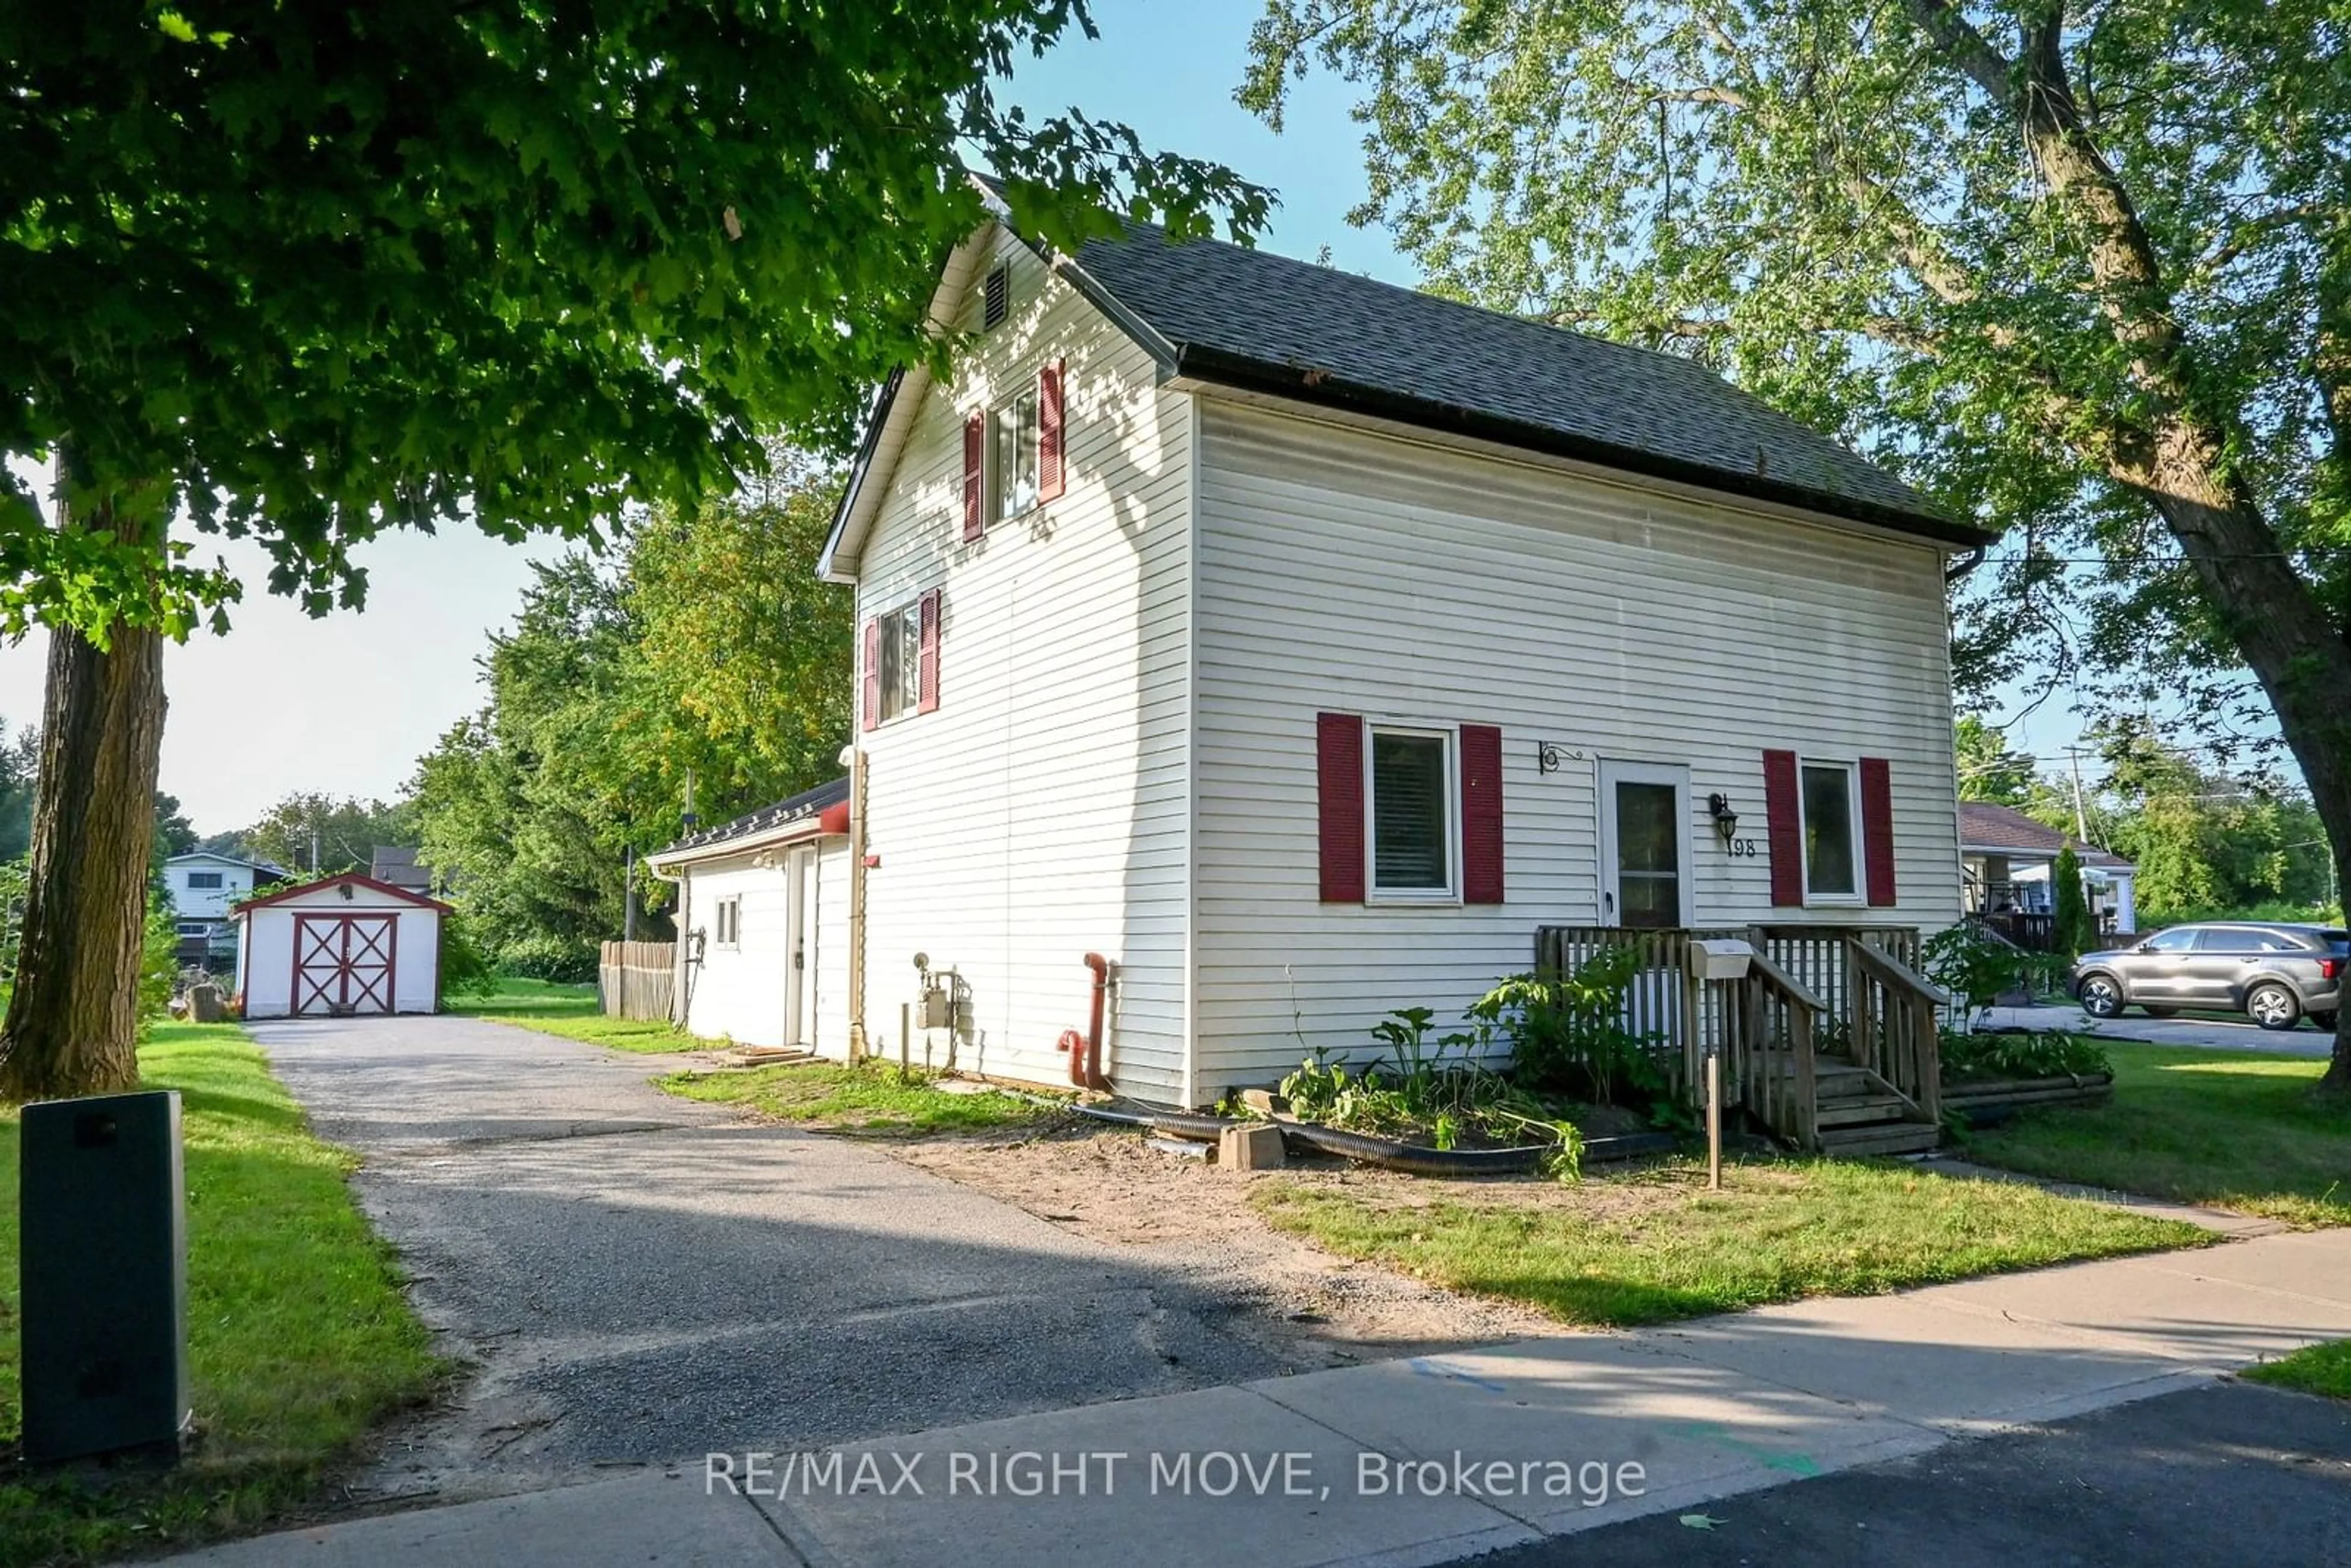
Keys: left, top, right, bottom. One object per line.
{"left": 293, "top": 913, "right": 398, "bottom": 1016}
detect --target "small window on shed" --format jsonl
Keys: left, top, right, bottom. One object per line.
{"left": 982, "top": 263, "right": 1011, "bottom": 330}
{"left": 714, "top": 897, "right": 742, "bottom": 949}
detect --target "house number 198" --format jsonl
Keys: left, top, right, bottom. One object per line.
{"left": 1727, "top": 838, "right": 1761, "bottom": 858}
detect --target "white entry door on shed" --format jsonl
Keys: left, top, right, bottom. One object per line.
{"left": 1599, "top": 760, "right": 1693, "bottom": 929}
{"left": 786, "top": 846, "right": 816, "bottom": 1048}
{"left": 293, "top": 912, "right": 398, "bottom": 1015}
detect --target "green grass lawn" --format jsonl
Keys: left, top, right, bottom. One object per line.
{"left": 2244, "top": 1339, "right": 2351, "bottom": 1401}
{"left": 445, "top": 976, "right": 701, "bottom": 1053}
{"left": 659, "top": 1060, "right": 1056, "bottom": 1135}
{"left": 1, "top": 1023, "right": 442, "bottom": 1562}
{"left": 1252, "top": 1157, "right": 2209, "bottom": 1329}
{"left": 1962, "top": 1044, "right": 2351, "bottom": 1226}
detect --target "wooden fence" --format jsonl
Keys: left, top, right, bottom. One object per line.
{"left": 599, "top": 940, "right": 677, "bottom": 1022}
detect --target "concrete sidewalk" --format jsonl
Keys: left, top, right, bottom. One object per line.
{"left": 173, "top": 1227, "right": 2351, "bottom": 1568}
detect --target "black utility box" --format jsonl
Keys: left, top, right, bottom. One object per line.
{"left": 20, "top": 1090, "right": 190, "bottom": 1463}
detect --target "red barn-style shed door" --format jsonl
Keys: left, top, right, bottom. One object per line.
{"left": 292, "top": 913, "right": 399, "bottom": 1016}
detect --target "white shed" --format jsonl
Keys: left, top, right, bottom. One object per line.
{"left": 233, "top": 874, "right": 451, "bottom": 1019}
{"left": 643, "top": 779, "right": 853, "bottom": 1054}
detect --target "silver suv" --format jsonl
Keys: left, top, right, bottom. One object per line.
{"left": 2074, "top": 923, "right": 2346, "bottom": 1031}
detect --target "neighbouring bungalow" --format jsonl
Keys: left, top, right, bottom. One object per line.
{"left": 649, "top": 179, "right": 1993, "bottom": 1153}
{"left": 1959, "top": 801, "right": 2138, "bottom": 942}
{"left": 163, "top": 850, "right": 288, "bottom": 966}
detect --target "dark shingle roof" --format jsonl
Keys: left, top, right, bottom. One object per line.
{"left": 653, "top": 777, "right": 849, "bottom": 860}
{"left": 1059, "top": 223, "right": 1983, "bottom": 546}
{"left": 1959, "top": 802, "right": 2134, "bottom": 868}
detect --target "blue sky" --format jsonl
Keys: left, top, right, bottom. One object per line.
{"left": 0, "top": 1, "right": 2083, "bottom": 831}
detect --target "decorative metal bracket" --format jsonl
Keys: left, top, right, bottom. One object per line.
{"left": 1535, "top": 741, "right": 1588, "bottom": 774}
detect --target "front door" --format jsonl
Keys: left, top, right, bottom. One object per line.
{"left": 784, "top": 846, "right": 816, "bottom": 1047}
{"left": 1599, "top": 761, "right": 1692, "bottom": 928}
{"left": 292, "top": 913, "right": 397, "bottom": 1015}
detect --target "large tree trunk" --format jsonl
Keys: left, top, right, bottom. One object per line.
{"left": 1942, "top": 7, "right": 2351, "bottom": 1096}
{"left": 0, "top": 500, "right": 168, "bottom": 1103}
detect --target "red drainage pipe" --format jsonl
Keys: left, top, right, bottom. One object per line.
{"left": 1059, "top": 953, "right": 1113, "bottom": 1090}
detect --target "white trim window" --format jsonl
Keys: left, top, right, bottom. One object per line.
{"left": 991, "top": 386, "right": 1040, "bottom": 522}
{"left": 874, "top": 600, "right": 922, "bottom": 724}
{"left": 1367, "top": 724, "right": 1458, "bottom": 901}
{"left": 1799, "top": 759, "right": 1862, "bottom": 902}
{"left": 713, "top": 896, "right": 743, "bottom": 949}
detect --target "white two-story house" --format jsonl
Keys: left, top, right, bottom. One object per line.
{"left": 652, "top": 187, "right": 1989, "bottom": 1127}
{"left": 164, "top": 850, "right": 287, "bottom": 964}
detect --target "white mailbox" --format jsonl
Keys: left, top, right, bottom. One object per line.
{"left": 1686, "top": 937, "right": 1755, "bottom": 981}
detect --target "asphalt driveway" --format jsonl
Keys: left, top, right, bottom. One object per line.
{"left": 1984, "top": 1003, "right": 2339, "bottom": 1059}
{"left": 253, "top": 1016, "right": 1298, "bottom": 1502}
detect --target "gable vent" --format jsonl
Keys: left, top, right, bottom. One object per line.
{"left": 982, "top": 264, "right": 1010, "bottom": 329}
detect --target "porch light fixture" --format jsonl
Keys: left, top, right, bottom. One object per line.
{"left": 1708, "top": 792, "right": 1739, "bottom": 845}
{"left": 337, "top": 880, "right": 354, "bottom": 901}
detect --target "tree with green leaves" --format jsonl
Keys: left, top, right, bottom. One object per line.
{"left": 1245, "top": 0, "right": 2351, "bottom": 1092}
{"left": 412, "top": 456, "right": 852, "bottom": 978}
{"left": 0, "top": 2, "right": 1264, "bottom": 1099}
{"left": 150, "top": 791, "right": 197, "bottom": 862}
{"left": 2093, "top": 718, "right": 2334, "bottom": 919}
{"left": 1954, "top": 715, "right": 2038, "bottom": 809}
{"left": 2051, "top": 846, "right": 2095, "bottom": 958}
{"left": 227, "top": 792, "right": 416, "bottom": 877}
{"left": 0, "top": 719, "right": 36, "bottom": 862}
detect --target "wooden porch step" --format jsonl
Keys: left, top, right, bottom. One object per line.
{"left": 1817, "top": 1120, "right": 1942, "bottom": 1158}
{"left": 1815, "top": 1095, "right": 1916, "bottom": 1128}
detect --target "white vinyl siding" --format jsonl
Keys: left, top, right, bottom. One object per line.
{"left": 1189, "top": 399, "right": 1963, "bottom": 1093}
{"left": 681, "top": 858, "right": 788, "bottom": 1046}
{"left": 852, "top": 225, "right": 1194, "bottom": 1100}
{"left": 674, "top": 843, "right": 848, "bottom": 1056}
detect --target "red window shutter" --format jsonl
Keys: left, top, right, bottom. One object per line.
{"left": 1317, "top": 713, "right": 1366, "bottom": 903}
{"left": 1038, "top": 360, "right": 1065, "bottom": 502}
{"left": 1860, "top": 756, "right": 1898, "bottom": 907}
{"left": 917, "top": 590, "right": 941, "bottom": 715}
{"left": 1461, "top": 724, "right": 1504, "bottom": 904}
{"left": 860, "top": 618, "right": 880, "bottom": 732}
{"left": 1763, "top": 749, "right": 1803, "bottom": 907}
{"left": 961, "top": 410, "right": 985, "bottom": 541}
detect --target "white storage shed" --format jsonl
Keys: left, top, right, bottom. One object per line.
{"left": 233, "top": 874, "right": 451, "bottom": 1019}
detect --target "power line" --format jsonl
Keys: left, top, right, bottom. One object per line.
{"left": 1977, "top": 552, "right": 2351, "bottom": 566}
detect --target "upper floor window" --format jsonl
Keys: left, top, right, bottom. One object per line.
{"left": 961, "top": 362, "right": 1065, "bottom": 543}
{"left": 186, "top": 871, "right": 224, "bottom": 890}
{"left": 874, "top": 599, "right": 923, "bottom": 724}
{"left": 1799, "top": 760, "right": 1859, "bottom": 899}
{"left": 862, "top": 588, "right": 942, "bottom": 732}
{"left": 993, "top": 388, "right": 1040, "bottom": 522}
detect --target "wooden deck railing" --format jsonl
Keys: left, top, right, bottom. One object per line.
{"left": 1535, "top": 924, "right": 1744, "bottom": 1091}
{"left": 1723, "top": 951, "right": 1823, "bottom": 1150}
{"left": 1744, "top": 925, "right": 1921, "bottom": 1016}
{"left": 1535, "top": 921, "right": 1940, "bottom": 1148}
{"left": 1845, "top": 940, "right": 1946, "bottom": 1123}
